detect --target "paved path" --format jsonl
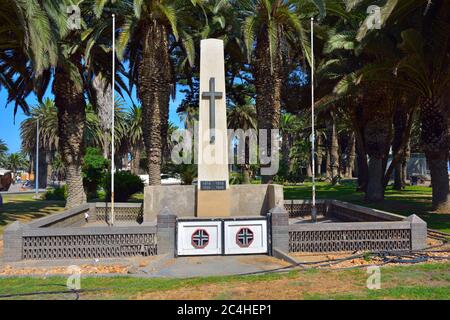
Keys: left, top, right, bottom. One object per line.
{"left": 138, "top": 254, "right": 290, "bottom": 278}
{"left": 0, "top": 254, "right": 290, "bottom": 278}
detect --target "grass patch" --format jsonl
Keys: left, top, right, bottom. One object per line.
{"left": 284, "top": 181, "right": 450, "bottom": 233}
{"left": 0, "top": 262, "right": 448, "bottom": 300}
{"left": 0, "top": 193, "right": 65, "bottom": 235}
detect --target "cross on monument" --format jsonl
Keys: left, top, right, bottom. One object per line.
{"left": 201, "top": 77, "right": 223, "bottom": 144}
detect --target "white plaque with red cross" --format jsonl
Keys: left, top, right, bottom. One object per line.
{"left": 224, "top": 220, "right": 268, "bottom": 255}
{"left": 177, "top": 221, "right": 222, "bottom": 256}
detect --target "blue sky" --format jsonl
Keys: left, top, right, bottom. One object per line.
{"left": 0, "top": 82, "right": 184, "bottom": 154}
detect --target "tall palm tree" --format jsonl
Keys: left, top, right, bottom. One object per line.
{"left": 113, "top": 0, "right": 201, "bottom": 185}
{"left": 20, "top": 98, "right": 58, "bottom": 188}
{"left": 36, "top": 1, "right": 122, "bottom": 208}
{"left": 239, "top": 0, "right": 325, "bottom": 183}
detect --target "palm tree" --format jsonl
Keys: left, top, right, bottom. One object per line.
{"left": 20, "top": 98, "right": 58, "bottom": 188}
{"left": 5, "top": 152, "right": 28, "bottom": 180}
{"left": 20, "top": 99, "right": 106, "bottom": 189}
{"left": 179, "top": 105, "right": 199, "bottom": 131}
{"left": 346, "top": 0, "right": 450, "bottom": 209}
{"left": 227, "top": 102, "right": 257, "bottom": 183}
{"left": 239, "top": 0, "right": 325, "bottom": 183}
{"left": 113, "top": 0, "right": 201, "bottom": 185}
{"left": 37, "top": 1, "right": 123, "bottom": 208}
{"left": 0, "top": 0, "right": 56, "bottom": 115}
{"left": 227, "top": 103, "right": 257, "bottom": 130}
{"left": 395, "top": 10, "right": 449, "bottom": 211}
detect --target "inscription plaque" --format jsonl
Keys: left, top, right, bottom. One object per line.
{"left": 200, "top": 180, "right": 226, "bottom": 190}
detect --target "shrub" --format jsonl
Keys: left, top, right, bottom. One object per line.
{"left": 82, "top": 147, "right": 108, "bottom": 199}
{"left": 103, "top": 171, "right": 144, "bottom": 202}
{"left": 177, "top": 164, "right": 197, "bottom": 185}
{"left": 230, "top": 172, "right": 243, "bottom": 184}
{"left": 44, "top": 185, "right": 67, "bottom": 200}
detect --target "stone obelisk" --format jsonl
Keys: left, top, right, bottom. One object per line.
{"left": 197, "top": 39, "right": 230, "bottom": 217}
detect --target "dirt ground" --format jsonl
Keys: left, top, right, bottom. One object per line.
{"left": 134, "top": 271, "right": 364, "bottom": 300}
{"left": 0, "top": 264, "right": 129, "bottom": 276}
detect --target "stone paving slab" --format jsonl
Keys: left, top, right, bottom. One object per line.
{"left": 0, "top": 249, "right": 290, "bottom": 278}
{"left": 139, "top": 254, "right": 291, "bottom": 278}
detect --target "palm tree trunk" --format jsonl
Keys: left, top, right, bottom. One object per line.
{"left": 306, "top": 159, "right": 312, "bottom": 178}
{"left": 421, "top": 97, "right": 449, "bottom": 211}
{"left": 161, "top": 94, "right": 170, "bottom": 166}
{"left": 254, "top": 26, "right": 282, "bottom": 184}
{"left": 363, "top": 89, "right": 393, "bottom": 201}
{"left": 402, "top": 142, "right": 410, "bottom": 185}
{"left": 242, "top": 165, "right": 251, "bottom": 184}
{"left": 326, "top": 110, "right": 339, "bottom": 184}
{"left": 132, "top": 147, "right": 141, "bottom": 175}
{"left": 54, "top": 60, "right": 87, "bottom": 208}
{"left": 393, "top": 162, "right": 403, "bottom": 190}
{"left": 38, "top": 147, "right": 47, "bottom": 189}
{"left": 325, "top": 152, "right": 331, "bottom": 181}
{"left": 428, "top": 154, "right": 449, "bottom": 211}
{"left": 138, "top": 19, "right": 171, "bottom": 185}
{"left": 316, "top": 134, "right": 323, "bottom": 175}
{"left": 392, "top": 107, "right": 408, "bottom": 190}
{"left": 92, "top": 74, "right": 112, "bottom": 158}
{"left": 366, "top": 156, "right": 385, "bottom": 202}
{"left": 345, "top": 132, "right": 356, "bottom": 178}
{"left": 352, "top": 103, "right": 368, "bottom": 191}
{"left": 45, "top": 152, "right": 53, "bottom": 187}
{"left": 281, "top": 132, "right": 290, "bottom": 174}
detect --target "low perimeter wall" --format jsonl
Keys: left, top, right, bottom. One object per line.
{"left": 3, "top": 199, "right": 428, "bottom": 261}
{"left": 277, "top": 200, "right": 427, "bottom": 253}
{"left": 3, "top": 203, "right": 155, "bottom": 262}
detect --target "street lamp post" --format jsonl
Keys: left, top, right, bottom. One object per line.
{"left": 111, "top": 14, "right": 115, "bottom": 226}
{"left": 311, "top": 17, "right": 317, "bottom": 223}
{"left": 34, "top": 118, "right": 39, "bottom": 199}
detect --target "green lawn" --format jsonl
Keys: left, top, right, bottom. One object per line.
{"left": 0, "top": 193, "right": 65, "bottom": 235}
{"left": 0, "top": 262, "right": 449, "bottom": 300}
{"left": 284, "top": 180, "right": 450, "bottom": 234}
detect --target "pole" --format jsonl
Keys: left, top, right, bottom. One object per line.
{"left": 111, "top": 14, "right": 115, "bottom": 226}
{"left": 311, "top": 17, "right": 317, "bottom": 223}
{"left": 35, "top": 118, "right": 39, "bottom": 198}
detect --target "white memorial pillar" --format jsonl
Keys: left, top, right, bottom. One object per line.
{"left": 197, "top": 39, "right": 230, "bottom": 217}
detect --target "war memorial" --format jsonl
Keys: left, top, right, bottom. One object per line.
{"left": 3, "top": 39, "right": 427, "bottom": 264}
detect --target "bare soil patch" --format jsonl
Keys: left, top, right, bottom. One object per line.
{"left": 134, "top": 270, "right": 364, "bottom": 300}
{"left": 0, "top": 264, "right": 129, "bottom": 276}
